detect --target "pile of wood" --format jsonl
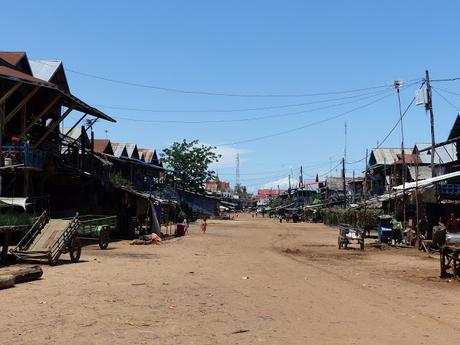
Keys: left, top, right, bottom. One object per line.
{"left": 0, "top": 265, "right": 43, "bottom": 290}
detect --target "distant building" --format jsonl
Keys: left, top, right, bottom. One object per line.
{"left": 253, "top": 188, "right": 287, "bottom": 206}
{"left": 205, "top": 179, "right": 231, "bottom": 193}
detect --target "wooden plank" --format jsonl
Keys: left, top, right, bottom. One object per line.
{"left": 19, "top": 94, "right": 61, "bottom": 138}
{"left": 0, "top": 82, "right": 21, "bottom": 105}
{"left": 29, "top": 219, "right": 71, "bottom": 251}
{"left": 4, "top": 86, "right": 40, "bottom": 124}
{"left": 33, "top": 105, "right": 75, "bottom": 148}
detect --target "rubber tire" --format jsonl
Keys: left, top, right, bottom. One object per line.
{"left": 98, "top": 228, "right": 110, "bottom": 250}
{"left": 69, "top": 237, "right": 81, "bottom": 263}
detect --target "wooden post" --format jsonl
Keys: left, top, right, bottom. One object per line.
{"left": 0, "top": 82, "right": 21, "bottom": 105}
{"left": 5, "top": 86, "right": 40, "bottom": 124}
{"left": 33, "top": 105, "right": 75, "bottom": 148}
{"left": 1, "top": 231, "right": 9, "bottom": 266}
{"left": 0, "top": 101, "right": 4, "bottom": 195}
{"left": 19, "top": 94, "right": 61, "bottom": 138}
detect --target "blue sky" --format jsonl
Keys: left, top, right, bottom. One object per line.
{"left": 2, "top": 1, "right": 460, "bottom": 191}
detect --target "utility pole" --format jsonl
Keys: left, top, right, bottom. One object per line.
{"left": 425, "top": 70, "right": 436, "bottom": 177}
{"left": 288, "top": 174, "right": 291, "bottom": 192}
{"left": 414, "top": 146, "right": 420, "bottom": 242}
{"left": 395, "top": 80, "right": 406, "bottom": 227}
{"left": 342, "top": 157, "right": 346, "bottom": 208}
{"left": 235, "top": 153, "right": 240, "bottom": 189}
{"left": 300, "top": 165, "right": 304, "bottom": 188}
{"left": 364, "top": 148, "right": 369, "bottom": 201}
{"left": 352, "top": 170, "right": 356, "bottom": 204}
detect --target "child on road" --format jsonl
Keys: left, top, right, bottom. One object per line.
{"left": 201, "top": 218, "right": 207, "bottom": 233}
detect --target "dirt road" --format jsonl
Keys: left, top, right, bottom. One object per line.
{"left": 1, "top": 215, "right": 460, "bottom": 344}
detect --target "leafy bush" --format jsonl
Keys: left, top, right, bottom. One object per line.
{"left": 110, "top": 172, "right": 133, "bottom": 189}
{"left": 320, "top": 208, "right": 382, "bottom": 228}
{"left": 0, "top": 213, "right": 33, "bottom": 226}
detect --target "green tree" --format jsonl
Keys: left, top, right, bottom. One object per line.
{"left": 161, "top": 140, "right": 221, "bottom": 192}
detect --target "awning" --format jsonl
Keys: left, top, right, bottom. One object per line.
{"left": 0, "top": 197, "right": 30, "bottom": 210}
{"left": 393, "top": 170, "right": 460, "bottom": 191}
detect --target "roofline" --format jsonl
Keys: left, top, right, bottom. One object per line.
{"left": 0, "top": 68, "right": 116, "bottom": 123}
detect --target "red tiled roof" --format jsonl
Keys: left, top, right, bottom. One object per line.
{"left": 256, "top": 189, "right": 287, "bottom": 197}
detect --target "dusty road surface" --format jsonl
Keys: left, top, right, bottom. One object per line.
{"left": 1, "top": 215, "right": 460, "bottom": 345}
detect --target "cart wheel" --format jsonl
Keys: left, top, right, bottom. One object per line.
{"left": 69, "top": 237, "right": 81, "bottom": 263}
{"left": 338, "top": 236, "right": 342, "bottom": 249}
{"left": 99, "top": 228, "right": 110, "bottom": 250}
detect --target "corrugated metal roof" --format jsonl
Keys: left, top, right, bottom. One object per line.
{"left": 407, "top": 166, "right": 432, "bottom": 181}
{"left": 111, "top": 143, "right": 128, "bottom": 158}
{"left": 124, "top": 143, "right": 139, "bottom": 159}
{"left": 138, "top": 148, "right": 156, "bottom": 163}
{"left": 29, "top": 60, "right": 70, "bottom": 93}
{"left": 60, "top": 127, "right": 89, "bottom": 141}
{"left": 325, "top": 177, "right": 353, "bottom": 190}
{"left": 0, "top": 52, "right": 26, "bottom": 66}
{"left": 29, "top": 60, "right": 61, "bottom": 82}
{"left": 413, "top": 143, "right": 457, "bottom": 165}
{"left": 0, "top": 65, "right": 53, "bottom": 86}
{"left": 369, "top": 148, "right": 411, "bottom": 166}
{"left": 93, "top": 139, "right": 113, "bottom": 154}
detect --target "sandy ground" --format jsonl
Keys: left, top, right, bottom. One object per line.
{"left": 1, "top": 214, "right": 460, "bottom": 344}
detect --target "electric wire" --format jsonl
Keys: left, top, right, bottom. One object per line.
{"left": 431, "top": 86, "right": 460, "bottom": 97}
{"left": 113, "top": 89, "right": 393, "bottom": 124}
{"left": 432, "top": 87, "right": 460, "bottom": 111}
{"left": 95, "top": 89, "right": 393, "bottom": 113}
{"left": 431, "top": 77, "right": 460, "bottom": 82}
{"left": 33, "top": 61, "right": 421, "bottom": 98}
{"left": 345, "top": 81, "right": 425, "bottom": 165}
{"left": 217, "top": 92, "right": 394, "bottom": 146}
{"left": 65, "top": 67, "right": 399, "bottom": 98}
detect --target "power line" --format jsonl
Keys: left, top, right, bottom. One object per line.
{"left": 94, "top": 89, "right": 392, "bottom": 113}
{"left": 319, "top": 160, "right": 342, "bottom": 178}
{"left": 33, "top": 61, "right": 420, "bottom": 98}
{"left": 432, "top": 87, "right": 460, "bottom": 111}
{"left": 432, "top": 86, "right": 460, "bottom": 97}
{"left": 65, "top": 67, "right": 398, "bottom": 98}
{"left": 217, "top": 92, "right": 394, "bottom": 146}
{"left": 431, "top": 77, "right": 460, "bottom": 82}
{"left": 217, "top": 159, "right": 338, "bottom": 176}
{"left": 112, "top": 90, "right": 392, "bottom": 124}
{"left": 345, "top": 81, "right": 424, "bottom": 165}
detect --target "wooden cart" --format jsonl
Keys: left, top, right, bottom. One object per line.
{"left": 78, "top": 215, "right": 116, "bottom": 250}
{"left": 438, "top": 232, "right": 460, "bottom": 279}
{"left": 338, "top": 223, "right": 365, "bottom": 250}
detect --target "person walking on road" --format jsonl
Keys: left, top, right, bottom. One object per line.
{"left": 201, "top": 218, "right": 208, "bottom": 234}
